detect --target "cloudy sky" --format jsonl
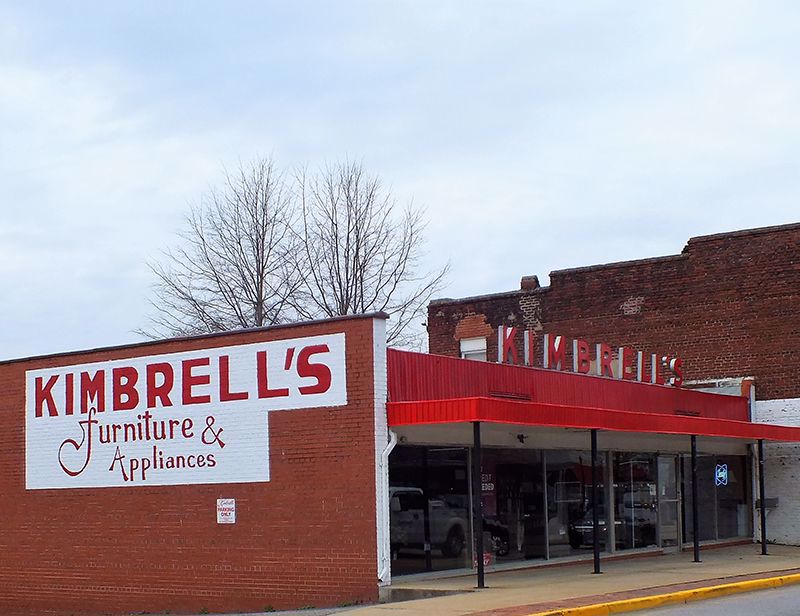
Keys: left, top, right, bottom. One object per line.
{"left": 2, "top": 1, "right": 799, "bottom": 359}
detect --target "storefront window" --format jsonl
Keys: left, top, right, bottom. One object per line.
{"left": 482, "top": 449, "right": 546, "bottom": 563}
{"left": 682, "top": 454, "right": 750, "bottom": 543}
{"left": 547, "top": 450, "right": 606, "bottom": 558}
{"left": 716, "top": 456, "right": 749, "bottom": 538}
{"left": 388, "top": 446, "right": 471, "bottom": 574}
{"left": 389, "top": 445, "right": 749, "bottom": 577}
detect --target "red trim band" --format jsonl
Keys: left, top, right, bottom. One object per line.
{"left": 387, "top": 397, "right": 800, "bottom": 442}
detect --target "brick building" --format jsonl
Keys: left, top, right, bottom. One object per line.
{"left": 4, "top": 223, "right": 800, "bottom": 615}
{"left": 1, "top": 315, "right": 391, "bottom": 616}
{"left": 422, "top": 222, "right": 800, "bottom": 557}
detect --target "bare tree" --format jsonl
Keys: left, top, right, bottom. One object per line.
{"left": 293, "top": 161, "right": 448, "bottom": 346}
{"left": 140, "top": 157, "right": 300, "bottom": 337}
{"left": 141, "top": 157, "right": 447, "bottom": 346}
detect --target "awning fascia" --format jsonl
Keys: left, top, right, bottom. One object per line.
{"left": 387, "top": 397, "right": 800, "bottom": 442}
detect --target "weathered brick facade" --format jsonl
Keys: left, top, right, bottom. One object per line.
{"left": 428, "top": 222, "right": 800, "bottom": 545}
{"left": 428, "top": 222, "right": 800, "bottom": 401}
{"left": 0, "top": 315, "right": 384, "bottom": 616}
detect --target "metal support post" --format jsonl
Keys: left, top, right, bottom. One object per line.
{"left": 422, "top": 448, "right": 433, "bottom": 571}
{"left": 591, "top": 429, "right": 601, "bottom": 574}
{"left": 472, "top": 421, "right": 486, "bottom": 587}
{"left": 604, "top": 451, "right": 615, "bottom": 554}
{"left": 758, "top": 439, "right": 768, "bottom": 556}
{"left": 691, "top": 435, "right": 700, "bottom": 563}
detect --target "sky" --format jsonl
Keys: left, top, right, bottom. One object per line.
{"left": 2, "top": 1, "right": 800, "bottom": 359}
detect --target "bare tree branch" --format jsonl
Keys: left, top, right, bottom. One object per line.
{"left": 138, "top": 157, "right": 300, "bottom": 338}
{"left": 291, "top": 160, "right": 449, "bottom": 346}
{"left": 139, "top": 157, "right": 448, "bottom": 349}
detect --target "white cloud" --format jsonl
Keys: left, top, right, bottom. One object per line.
{"left": 2, "top": 1, "right": 800, "bottom": 357}
{"left": 0, "top": 28, "right": 242, "bottom": 357}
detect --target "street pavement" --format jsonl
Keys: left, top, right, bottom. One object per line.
{"left": 636, "top": 583, "right": 800, "bottom": 615}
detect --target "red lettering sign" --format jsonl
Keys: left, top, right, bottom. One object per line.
{"left": 498, "top": 326, "right": 519, "bottom": 364}
{"left": 497, "top": 329, "right": 684, "bottom": 387}
{"left": 543, "top": 334, "right": 567, "bottom": 370}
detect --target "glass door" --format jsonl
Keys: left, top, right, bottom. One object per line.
{"left": 657, "top": 456, "right": 681, "bottom": 549}
{"left": 613, "top": 453, "right": 657, "bottom": 551}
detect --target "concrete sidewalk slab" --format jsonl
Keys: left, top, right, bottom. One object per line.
{"left": 338, "top": 544, "right": 800, "bottom": 616}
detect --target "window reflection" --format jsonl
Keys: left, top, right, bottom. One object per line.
{"left": 682, "top": 454, "right": 750, "bottom": 542}
{"left": 613, "top": 453, "right": 658, "bottom": 550}
{"left": 547, "top": 451, "right": 606, "bottom": 557}
{"left": 388, "top": 445, "right": 752, "bottom": 577}
{"left": 389, "top": 446, "right": 471, "bottom": 574}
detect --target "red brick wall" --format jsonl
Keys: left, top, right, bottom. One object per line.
{"left": 0, "top": 316, "right": 381, "bottom": 616}
{"left": 428, "top": 223, "right": 800, "bottom": 401}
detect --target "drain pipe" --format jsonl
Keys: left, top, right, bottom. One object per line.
{"left": 377, "top": 430, "right": 398, "bottom": 584}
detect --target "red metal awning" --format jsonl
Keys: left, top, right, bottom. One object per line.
{"left": 387, "top": 396, "right": 800, "bottom": 442}
{"left": 388, "top": 349, "right": 750, "bottom": 421}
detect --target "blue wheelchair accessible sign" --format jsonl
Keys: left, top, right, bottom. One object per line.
{"left": 715, "top": 463, "right": 729, "bottom": 486}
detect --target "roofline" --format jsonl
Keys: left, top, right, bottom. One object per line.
{"left": 550, "top": 253, "right": 687, "bottom": 277}
{"left": 686, "top": 221, "right": 800, "bottom": 245}
{"left": 553, "top": 222, "right": 800, "bottom": 276}
{"left": 429, "top": 288, "right": 531, "bottom": 307}
{"left": 429, "top": 222, "right": 800, "bottom": 307}
{"left": 0, "top": 312, "right": 389, "bottom": 367}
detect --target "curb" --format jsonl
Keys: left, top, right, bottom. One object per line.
{"left": 526, "top": 572, "right": 800, "bottom": 616}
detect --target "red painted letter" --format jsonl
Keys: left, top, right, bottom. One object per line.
{"left": 81, "top": 370, "right": 106, "bottom": 413}
{"left": 297, "top": 345, "right": 332, "bottom": 395}
{"left": 65, "top": 373, "right": 74, "bottom": 415}
{"left": 147, "top": 362, "right": 174, "bottom": 408}
{"left": 182, "top": 358, "right": 211, "bottom": 405}
{"left": 35, "top": 375, "right": 59, "bottom": 417}
{"left": 257, "top": 351, "right": 289, "bottom": 399}
{"left": 113, "top": 366, "right": 140, "bottom": 411}
{"left": 219, "top": 355, "right": 249, "bottom": 401}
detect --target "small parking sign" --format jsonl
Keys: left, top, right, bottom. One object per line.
{"left": 217, "top": 498, "right": 236, "bottom": 524}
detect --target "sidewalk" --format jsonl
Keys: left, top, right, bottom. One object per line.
{"left": 338, "top": 544, "right": 800, "bottom": 616}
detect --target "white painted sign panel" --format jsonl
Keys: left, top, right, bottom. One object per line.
{"left": 25, "top": 333, "right": 347, "bottom": 489}
{"left": 217, "top": 498, "right": 236, "bottom": 523}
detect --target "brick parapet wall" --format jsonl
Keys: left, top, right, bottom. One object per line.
{"left": 428, "top": 224, "right": 800, "bottom": 401}
{"left": 0, "top": 317, "right": 381, "bottom": 616}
